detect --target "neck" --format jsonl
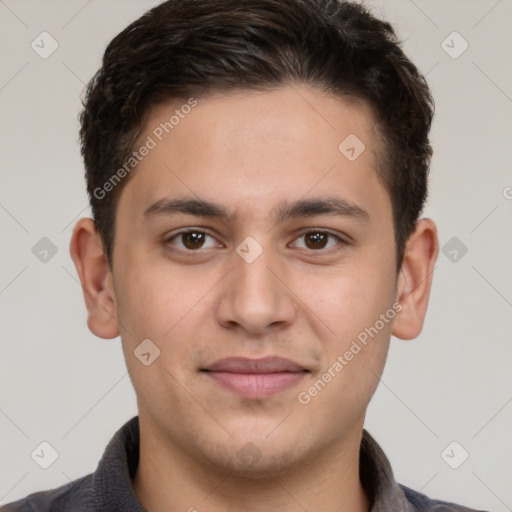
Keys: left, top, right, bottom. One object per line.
{"left": 133, "top": 414, "right": 370, "bottom": 512}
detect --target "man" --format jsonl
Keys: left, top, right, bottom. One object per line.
{"left": 1, "top": 0, "right": 488, "bottom": 510}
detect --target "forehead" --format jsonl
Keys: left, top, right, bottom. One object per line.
{"left": 118, "top": 85, "right": 389, "bottom": 224}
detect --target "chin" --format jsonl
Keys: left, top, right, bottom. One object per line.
{"left": 197, "top": 431, "right": 311, "bottom": 479}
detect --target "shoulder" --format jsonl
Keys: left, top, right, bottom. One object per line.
{"left": 400, "top": 483, "right": 491, "bottom": 512}
{"left": 0, "top": 474, "right": 95, "bottom": 512}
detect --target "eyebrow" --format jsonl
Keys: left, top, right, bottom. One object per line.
{"left": 143, "top": 196, "right": 369, "bottom": 223}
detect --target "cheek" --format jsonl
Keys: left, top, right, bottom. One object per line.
{"left": 296, "top": 293, "right": 393, "bottom": 435}
{"left": 304, "top": 257, "right": 396, "bottom": 397}
{"left": 115, "top": 254, "right": 190, "bottom": 333}
{"left": 308, "top": 262, "right": 396, "bottom": 336}
{"left": 114, "top": 255, "right": 218, "bottom": 369}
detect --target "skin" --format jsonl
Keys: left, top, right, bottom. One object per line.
{"left": 70, "top": 84, "right": 439, "bottom": 512}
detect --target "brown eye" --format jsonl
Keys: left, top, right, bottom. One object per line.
{"left": 291, "top": 230, "right": 345, "bottom": 253}
{"left": 304, "top": 232, "right": 328, "bottom": 249}
{"left": 180, "top": 231, "right": 206, "bottom": 250}
{"left": 166, "top": 229, "right": 218, "bottom": 252}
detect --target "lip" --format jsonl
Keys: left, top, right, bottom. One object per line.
{"left": 202, "top": 356, "right": 309, "bottom": 398}
{"left": 205, "top": 356, "right": 306, "bottom": 373}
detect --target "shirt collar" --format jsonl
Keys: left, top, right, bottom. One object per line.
{"left": 92, "top": 416, "right": 144, "bottom": 511}
{"left": 359, "top": 429, "right": 416, "bottom": 511}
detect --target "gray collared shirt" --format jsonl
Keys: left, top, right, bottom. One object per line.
{"left": 1, "top": 416, "right": 488, "bottom": 511}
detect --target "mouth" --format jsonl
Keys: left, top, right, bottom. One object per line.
{"left": 201, "top": 356, "right": 310, "bottom": 398}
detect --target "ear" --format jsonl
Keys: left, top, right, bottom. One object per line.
{"left": 392, "top": 218, "right": 439, "bottom": 340}
{"left": 69, "top": 217, "right": 119, "bottom": 339}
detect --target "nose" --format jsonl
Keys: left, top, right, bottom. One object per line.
{"left": 215, "top": 244, "right": 297, "bottom": 336}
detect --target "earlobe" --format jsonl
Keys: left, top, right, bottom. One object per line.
{"left": 392, "top": 218, "right": 439, "bottom": 340}
{"left": 69, "top": 218, "right": 120, "bottom": 340}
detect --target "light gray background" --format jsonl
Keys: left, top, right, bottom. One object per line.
{"left": 1, "top": 0, "right": 511, "bottom": 509}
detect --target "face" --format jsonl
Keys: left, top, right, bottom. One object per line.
{"left": 106, "top": 85, "right": 401, "bottom": 473}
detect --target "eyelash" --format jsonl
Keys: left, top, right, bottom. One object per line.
{"left": 163, "top": 228, "right": 348, "bottom": 257}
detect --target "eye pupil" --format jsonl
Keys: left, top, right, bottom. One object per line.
{"left": 183, "top": 231, "right": 205, "bottom": 249}
{"left": 305, "top": 232, "right": 328, "bottom": 249}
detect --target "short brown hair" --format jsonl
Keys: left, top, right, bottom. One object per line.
{"left": 79, "top": 0, "right": 434, "bottom": 270}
